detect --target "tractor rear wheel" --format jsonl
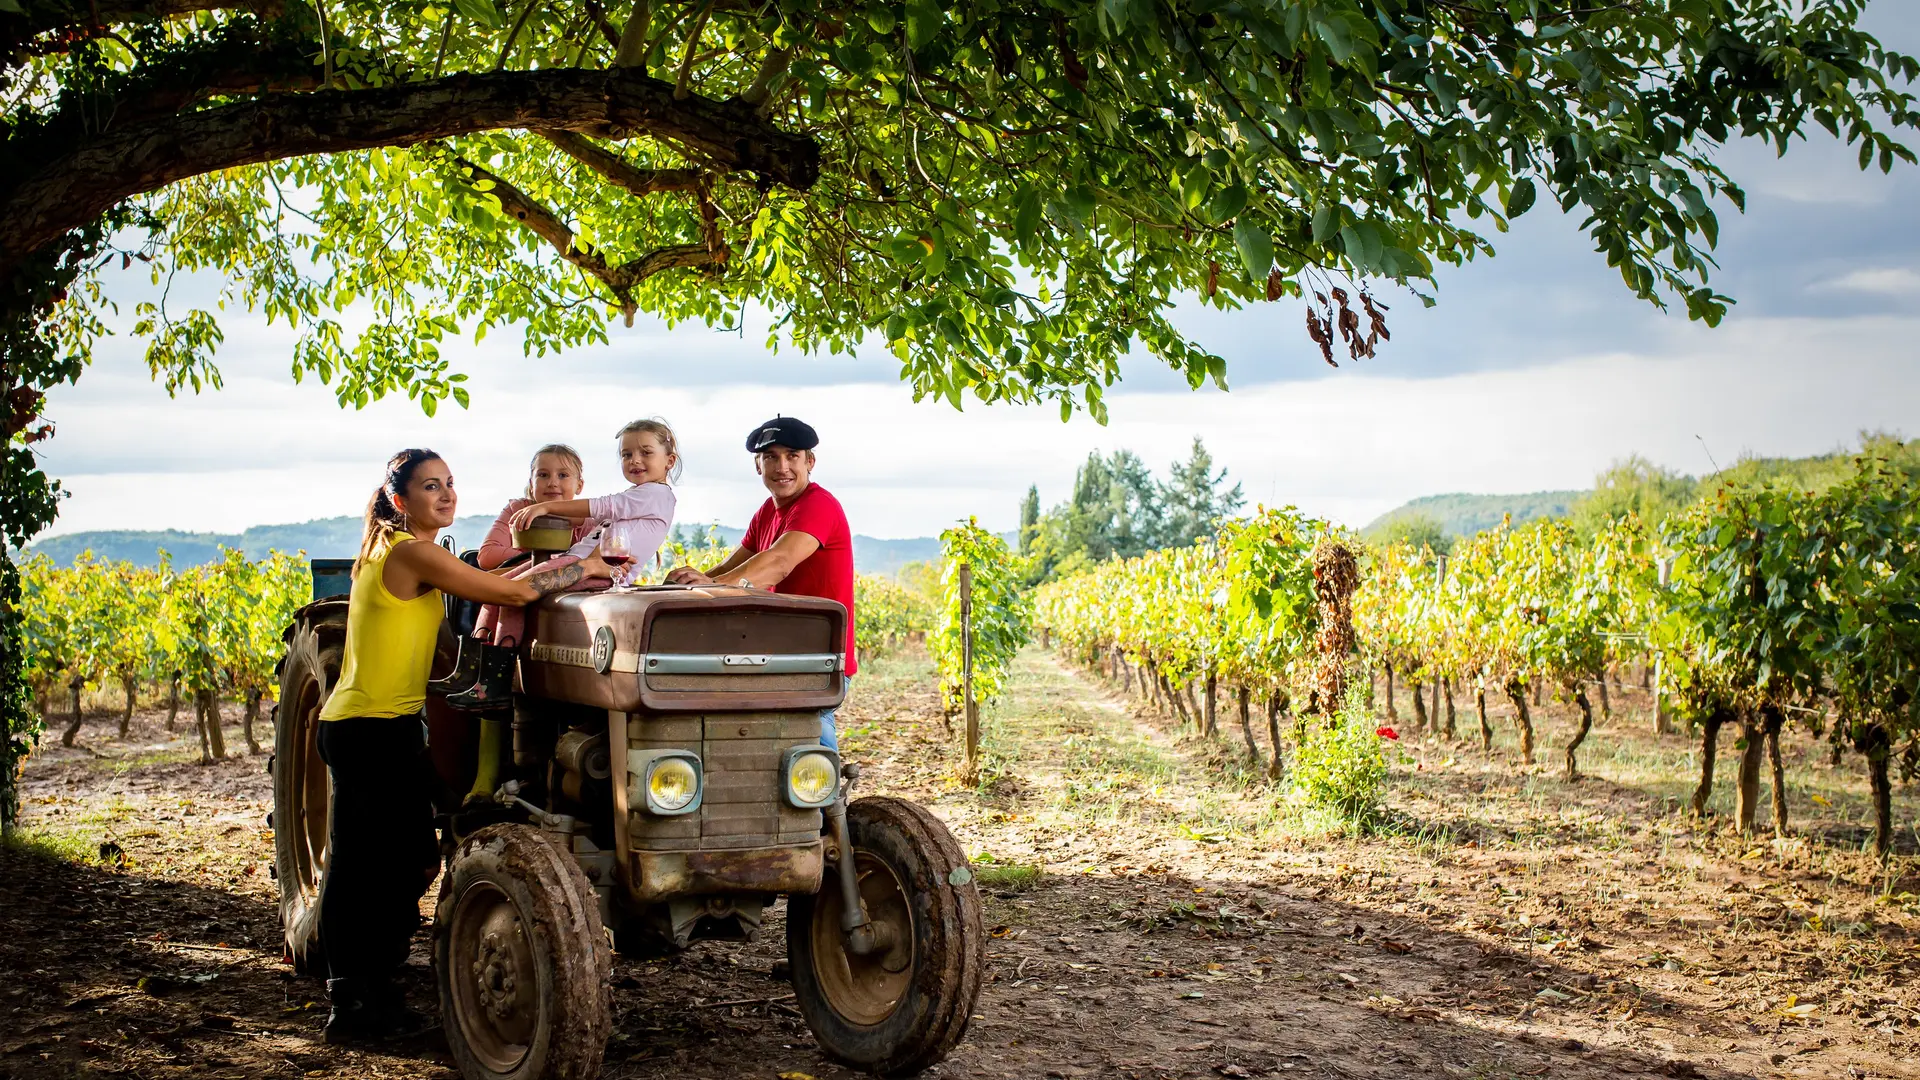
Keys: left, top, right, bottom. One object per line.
{"left": 271, "top": 600, "right": 348, "bottom": 976}
{"left": 436, "top": 824, "right": 612, "bottom": 1080}
{"left": 788, "top": 797, "right": 985, "bottom": 1076}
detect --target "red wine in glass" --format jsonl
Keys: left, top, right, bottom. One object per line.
{"left": 603, "top": 554, "right": 633, "bottom": 567}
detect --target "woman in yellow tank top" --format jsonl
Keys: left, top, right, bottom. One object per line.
{"left": 315, "top": 448, "right": 611, "bottom": 1045}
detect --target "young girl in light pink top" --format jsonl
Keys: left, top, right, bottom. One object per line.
{"left": 448, "top": 420, "right": 679, "bottom": 712}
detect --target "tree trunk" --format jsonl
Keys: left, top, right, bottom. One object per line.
{"left": 197, "top": 690, "right": 228, "bottom": 762}
{"left": 193, "top": 694, "right": 213, "bottom": 763}
{"left": 1564, "top": 685, "right": 1594, "bottom": 781}
{"left": 1383, "top": 663, "right": 1397, "bottom": 722}
{"left": 1166, "top": 676, "right": 1192, "bottom": 726}
{"left": 1236, "top": 684, "right": 1259, "bottom": 764}
{"left": 1203, "top": 673, "right": 1218, "bottom": 738}
{"left": 1477, "top": 687, "right": 1492, "bottom": 751}
{"left": 166, "top": 672, "right": 182, "bottom": 732}
{"left": 1734, "top": 712, "right": 1767, "bottom": 834}
{"left": 1265, "top": 695, "right": 1286, "bottom": 781}
{"left": 1430, "top": 676, "right": 1441, "bottom": 733}
{"left": 1764, "top": 707, "right": 1788, "bottom": 837}
{"left": 1596, "top": 677, "right": 1611, "bottom": 721}
{"left": 1691, "top": 711, "right": 1724, "bottom": 817}
{"left": 1532, "top": 680, "right": 1543, "bottom": 707}
{"left": 242, "top": 688, "right": 263, "bottom": 756}
{"left": 1365, "top": 666, "right": 1375, "bottom": 707}
{"left": 1182, "top": 682, "right": 1204, "bottom": 730}
{"left": 61, "top": 677, "right": 85, "bottom": 747}
{"left": 120, "top": 674, "right": 137, "bottom": 737}
{"left": 1830, "top": 739, "right": 1844, "bottom": 768}
{"left": 1442, "top": 678, "right": 1457, "bottom": 740}
{"left": 1410, "top": 680, "right": 1428, "bottom": 733}
{"left": 1858, "top": 723, "right": 1893, "bottom": 856}
{"left": 1506, "top": 681, "right": 1534, "bottom": 763}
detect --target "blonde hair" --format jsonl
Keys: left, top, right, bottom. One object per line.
{"left": 616, "top": 418, "right": 683, "bottom": 483}
{"left": 524, "top": 443, "right": 585, "bottom": 499}
{"left": 356, "top": 448, "right": 442, "bottom": 577}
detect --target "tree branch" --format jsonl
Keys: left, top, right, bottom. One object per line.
{"left": 454, "top": 157, "right": 725, "bottom": 323}
{"left": 614, "top": 0, "right": 651, "bottom": 67}
{"left": 1, "top": 66, "right": 818, "bottom": 276}
{"left": 2, "top": 0, "right": 284, "bottom": 58}
{"left": 539, "top": 130, "right": 702, "bottom": 196}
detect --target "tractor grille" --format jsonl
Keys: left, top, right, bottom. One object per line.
{"left": 628, "top": 711, "right": 824, "bottom": 851}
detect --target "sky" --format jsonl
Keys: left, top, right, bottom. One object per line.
{"left": 34, "top": 8, "right": 1920, "bottom": 543}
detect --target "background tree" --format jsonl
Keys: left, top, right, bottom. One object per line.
{"left": 1161, "top": 437, "right": 1245, "bottom": 548}
{"left": 2, "top": 0, "right": 1914, "bottom": 830}
{"left": 1018, "top": 485, "right": 1041, "bottom": 557}
{"left": 1365, "top": 512, "right": 1454, "bottom": 557}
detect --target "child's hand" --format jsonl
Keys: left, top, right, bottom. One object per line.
{"left": 508, "top": 503, "right": 550, "bottom": 532}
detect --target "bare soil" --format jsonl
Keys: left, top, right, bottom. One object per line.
{"left": 5, "top": 653, "right": 1918, "bottom": 1080}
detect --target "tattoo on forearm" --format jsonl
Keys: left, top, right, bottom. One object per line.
{"left": 523, "top": 563, "right": 585, "bottom": 596}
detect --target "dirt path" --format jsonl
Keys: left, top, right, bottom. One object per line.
{"left": 5, "top": 653, "right": 1918, "bottom": 1079}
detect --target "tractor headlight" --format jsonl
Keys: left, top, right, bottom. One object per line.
{"left": 782, "top": 746, "right": 840, "bottom": 809}
{"left": 628, "top": 750, "right": 702, "bottom": 815}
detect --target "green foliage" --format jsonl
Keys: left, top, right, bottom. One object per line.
{"left": 1034, "top": 505, "right": 1330, "bottom": 701}
{"left": 932, "top": 520, "right": 1032, "bottom": 715}
{"left": 17, "top": 0, "right": 1916, "bottom": 418}
{"left": 854, "top": 574, "right": 936, "bottom": 658}
{"left": 21, "top": 548, "right": 310, "bottom": 716}
{"left": 1290, "top": 697, "right": 1389, "bottom": 824}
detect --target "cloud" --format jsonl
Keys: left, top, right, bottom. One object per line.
{"left": 1811, "top": 267, "right": 1920, "bottom": 296}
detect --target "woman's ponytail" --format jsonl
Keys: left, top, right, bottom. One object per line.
{"left": 354, "top": 448, "right": 442, "bottom": 577}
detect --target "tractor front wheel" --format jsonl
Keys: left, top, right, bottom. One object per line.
{"left": 787, "top": 797, "right": 985, "bottom": 1076}
{"left": 436, "top": 824, "right": 612, "bottom": 1080}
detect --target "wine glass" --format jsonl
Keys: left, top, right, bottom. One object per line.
{"left": 600, "top": 523, "right": 634, "bottom": 590}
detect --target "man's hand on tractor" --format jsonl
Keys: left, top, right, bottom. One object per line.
{"left": 665, "top": 566, "right": 713, "bottom": 586}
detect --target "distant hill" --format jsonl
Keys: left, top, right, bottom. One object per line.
{"left": 1363, "top": 491, "right": 1584, "bottom": 539}
{"left": 32, "top": 515, "right": 955, "bottom": 577}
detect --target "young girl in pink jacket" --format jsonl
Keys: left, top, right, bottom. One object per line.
{"left": 476, "top": 444, "right": 595, "bottom": 570}
{"left": 447, "top": 419, "right": 679, "bottom": 714}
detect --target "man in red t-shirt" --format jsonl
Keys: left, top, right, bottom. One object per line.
{"left": 667, "top": 416, "right": 856, "bottom": 747}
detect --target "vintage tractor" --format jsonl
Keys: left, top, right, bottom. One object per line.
{"left": 270, "top": 538, "right": 984, "bottom": 1079}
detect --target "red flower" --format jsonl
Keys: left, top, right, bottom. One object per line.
{"left": 1375, "top": 726, "right": 1399, "bottom": 740}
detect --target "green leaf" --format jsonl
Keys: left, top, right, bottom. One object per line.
{"left": 1207, "top": 184, "right": 1248, "bottom": 224}
{"left": 1506, "top": 178, "right": 1537, "bottom": 217}
{"left": 1233, "top": 220, "right": 1274, "bottom": 281}
{"left": 1181, "top": 163, "right": 1210, "bottom": 211}
{"left": 1314, "top": 15, "right": 1354, "bottom": 63}
{"left": 906, "top": 0, "right": 942, "bottom": 50}
{"left": 1311, "top": 203, "right": 1343, "bottom": 244}
{"left": 868, "top": 7, "right": 897, "bottom": 34}
{"left": 1013, "top": 190, "right": 1045, "bottom": 244}
{"left": 451, "top": 0, "right": 501, "bottom": 27}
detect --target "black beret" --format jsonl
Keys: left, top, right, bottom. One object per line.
{"left": 746, "top": 416, "right": 818, "bottom": 453}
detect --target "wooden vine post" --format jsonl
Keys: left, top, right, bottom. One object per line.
{"left": 960, "top": 561, "right": 979, "bottom": 780}
{"left": 1653, "top": 556, "right": 1673, "bottom": 736}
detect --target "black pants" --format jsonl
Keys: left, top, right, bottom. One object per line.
{"left": 316, "top": 716, "right": 441, "bottom": 983}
